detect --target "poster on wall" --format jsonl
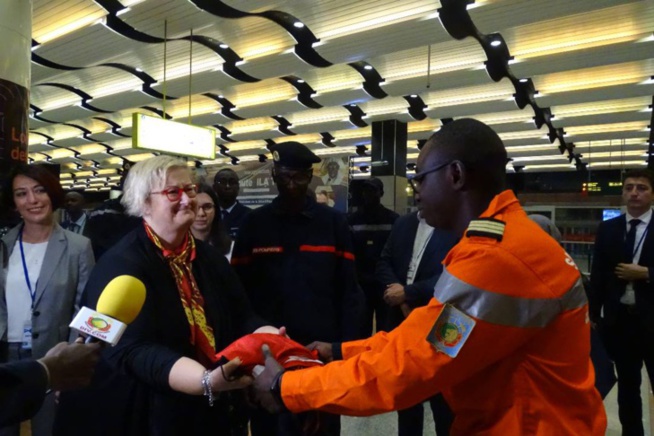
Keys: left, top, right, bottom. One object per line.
{"left": 0, "top": 77, "right": 30, "bottom": 231}
{"left": 0, "top": 77, "right": 29, "bottom": 164}
{"left": 204, "top": 155, "right": 350, "bottom": 213}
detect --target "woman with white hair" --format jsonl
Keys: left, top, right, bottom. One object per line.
{"left": 56, "top": 156, "right": 279, "bottom": 436}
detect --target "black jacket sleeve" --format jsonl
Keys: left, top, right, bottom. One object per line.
{"left": 376, "top": 226, "right": 402, "bottom": 286}
{"left": 0, "top": 360, "right": 48, "bottom": 426}
{"left": 589, "top": 222, "right": 608, "bottom": 323}
{"left": 404, "top": 275, "right": 441, "bottom": 308}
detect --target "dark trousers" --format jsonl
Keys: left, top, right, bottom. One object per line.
{"left": 361, "top": 280, "right": 390, "bottom": 335}
{"left": 603, "top": 306, "right": 654, "bottom": 436}
{"left": 397, "top": 393, "right": 452, "bottom": 436}
{"left": 250, "top": 408, "right": 340, "bottom": 436}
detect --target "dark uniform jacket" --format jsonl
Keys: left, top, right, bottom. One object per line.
{"left": 55, "top": 224, "right": 264, "bottom": 436}
{"left": 85, "top": 196, "right": 141, "bottom": 260}
{"left": 221, "top": 201, "right": 252, "bottom": 240}
{"left": 232, "top": 196, "right": 364, "bottom": 345}
{"left": 347, "top": 205, "right": 399, "bottom": 287}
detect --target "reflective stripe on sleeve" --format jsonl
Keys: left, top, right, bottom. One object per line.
{"left": 433, "top": 268, "right": 587, "bottom": 328}
{"left": 350, "top": 224, "right": 394, "bottom": 232}
{"left": 299, "top": 245, "right": 355, "bottom": 260}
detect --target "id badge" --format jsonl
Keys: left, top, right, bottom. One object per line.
{"left": 22, "top": 322, "right": 33, "bottom": 350}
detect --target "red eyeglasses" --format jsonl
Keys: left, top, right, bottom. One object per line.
{"left": 152, "top": 184, "right": 198, "bottom": 202}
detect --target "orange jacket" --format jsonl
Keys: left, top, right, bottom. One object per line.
{"left": 281, "top": 190, "right": 606, "bottom": 435}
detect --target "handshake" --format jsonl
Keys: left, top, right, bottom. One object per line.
{"left": 211, "top": 326, "right": 334, "bottom": 413}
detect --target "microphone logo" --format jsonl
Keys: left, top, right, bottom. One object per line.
{"left": 86, "top": 316, "right": 112, "bottom": 333}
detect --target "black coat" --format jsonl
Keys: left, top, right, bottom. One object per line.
{"left": 55, "top": 224, "right": 263, "bottom": 436}
{"left": 0, "top": 360, "right": 48, "bottom": 427}
{"left": 347, "top": 204, "right": 399, "bottom": 286}
{"left": 376, "top": 212, "right": 458, "bottom": 326}
{"left": 232, "top": 196, "right": 364, "bottom": 345}
{"left": 590, "top": 213, "right": 654, "bottom": 334}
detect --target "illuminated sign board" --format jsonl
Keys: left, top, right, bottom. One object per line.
{"left": 132, "top": 113, "right": 216, "bottom": 160}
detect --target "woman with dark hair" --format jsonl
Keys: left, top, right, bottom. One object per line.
{"left": 191, "top": 183, "right": 233, "bottom": 258}
{"left": 0, "top": 164, "right": 95, "bottom": 436}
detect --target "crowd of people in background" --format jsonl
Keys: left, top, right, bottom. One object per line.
{"left": 3, "top": 118, "right": 649, "bottom": 436}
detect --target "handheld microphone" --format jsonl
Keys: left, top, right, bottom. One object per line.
{"left": 69, "top": 275, "right": 146, "bottom": 345}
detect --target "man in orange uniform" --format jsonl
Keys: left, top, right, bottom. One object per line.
{"left": 253, "top": 118, "right": 607, "bottom": 435}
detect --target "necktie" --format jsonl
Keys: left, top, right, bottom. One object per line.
{"left": 624, "top": 218, "right": 641, "bottom": 263}
{"left": 222, "top": 209, "right": 230, "bottom": 221}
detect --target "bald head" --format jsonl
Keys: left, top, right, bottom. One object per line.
{"left": 64, "top": 191, "right": 85, "bottom": 219}
{"left": 424, "top": 118, "right": 507, "bottom": 194}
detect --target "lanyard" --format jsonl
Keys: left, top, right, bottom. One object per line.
{"left": 18, "top": 227, "right": 37, "bottom": 309}
{"left": 631, "top": 225, "right": 649, "bottom": 260}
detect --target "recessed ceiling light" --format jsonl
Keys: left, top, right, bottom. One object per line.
{"left": 519, "top": 78, "right": 528, "bottom": 83}
{"left": 410, "top": 94, "right": 418, "bottom": 98}
{"left": 297, "top": 79, "right": 305, "bottom": 84}
{"left": 364, "top": 65, "right": 373, "bottom": 70}
{"left": 219, "top": 43, "right": 229, "bottom": 49}
{"left": 293, "top": 22, "right": 305, "bottom": 28}
{"left": 350, "top": 104, "right": 357, "bottom": 107}
{"left": 135, "top": 67, "right": 143, "bottom": 72}
{"left": 490, "top": 40, "right": 502, "bottom": 47}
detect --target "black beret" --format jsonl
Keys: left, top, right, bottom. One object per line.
{"left": 363, "top": 177, "right": 384, "bottom": 193}
{"left": 270, "top": 141, "right": 321, "bottom": 169}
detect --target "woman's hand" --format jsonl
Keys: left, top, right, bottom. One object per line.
{"left": 210, "top": 357, "right": 253, "bottom": 392}
{"left": 253, "top": 325, "right": 289, "bottom": 338}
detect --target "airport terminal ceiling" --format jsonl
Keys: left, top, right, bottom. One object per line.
{"left": 27, "top": 0, "right": 654, "bottom": 191}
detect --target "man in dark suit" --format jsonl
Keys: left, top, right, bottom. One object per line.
{"left": 213, "top": 168, "right": 252, "bottom": 240}
{"left": 591, "top": 168, "right": 654, "bottom": 436}
{"left": 376, "top": 211, "right": 457, "bottom": 436}
{"left": 348, "top": 177, "right": 399, "bottom": 336}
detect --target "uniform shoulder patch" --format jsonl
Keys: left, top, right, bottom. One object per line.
{"left": 427, "top": 304, "right": 476, "bottom": 358}
{"left": 465, "top": 218, "right": 506, "bottom": 241}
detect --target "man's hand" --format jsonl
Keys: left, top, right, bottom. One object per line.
{"left": 210, "top": 357, "right": 253, "bottom": 391}
{"left": 306, "top": 341, "right": 333, "bottom": 363}
{"left": 39, "top": 339, "right": 101, "bottom": 391}
{"left": 383, "top": 283, "right": 406, "bottom": 306}
{"left": 615, "top": 263, "right": 649, "bottom": 281}
{"left": 253, "top": 344, "right": 286, "bottom": 413}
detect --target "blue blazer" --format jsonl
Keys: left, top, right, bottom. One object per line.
{"left": 376, "top": 211, "right": 458, "bottom": 309}
{"left": 590, "top": 213, "right": 654, "bottom": 332}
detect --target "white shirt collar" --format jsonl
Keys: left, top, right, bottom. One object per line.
{"left": 626, "top": 208, "right": 652, "bottom": 226}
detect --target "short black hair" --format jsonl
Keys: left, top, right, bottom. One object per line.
{"left": 425, "top": 118, "right": 507, "bottom": 193}
{"left": 3, "top": 163, "right": 65, "bottom": 210}
{"left": 213, "top": 168, "right": 238, "bottom": 185}
{"left": 623, "top": 169, "right": 654, "bottom": 188}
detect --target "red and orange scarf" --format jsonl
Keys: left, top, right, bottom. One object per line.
{"left": 144, "top": 222, "right": 216, "bottom": 366}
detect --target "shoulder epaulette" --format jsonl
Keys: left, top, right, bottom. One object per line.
{"left": 465, "top": 218, "right": 506, "bottom": 241}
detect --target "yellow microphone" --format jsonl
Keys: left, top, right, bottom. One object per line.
{"left": 69, "top": 275, "right": 146, "bottom": 345}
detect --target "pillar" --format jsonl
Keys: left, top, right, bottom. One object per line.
{"left": 370, "top": 120, "right": 408, "bottom": 214}
{"left": 0, "top": 0, "right": 32, "bottom": 227}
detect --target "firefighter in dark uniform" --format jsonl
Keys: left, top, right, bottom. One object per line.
{"left": 232, "top": 141, "right": 364, "bottom": 436}
{"left": 347, "top": 177, "right": 399, "bottom": 335}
